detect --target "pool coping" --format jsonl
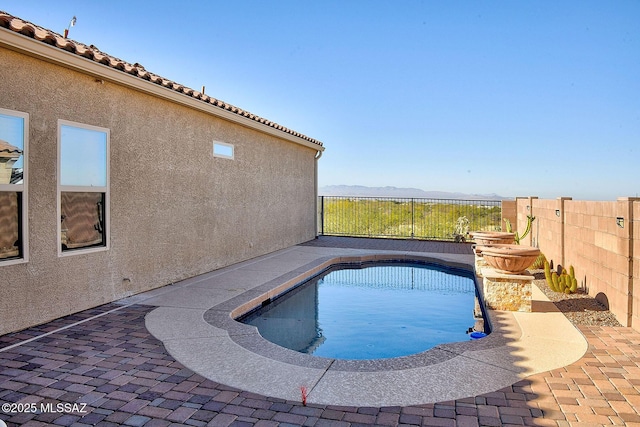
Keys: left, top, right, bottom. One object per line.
{"left": 203, "top": 254, "right": 511, "bottom": 373}
{"left": 137, "top": 244, "right": 589, "bottom": 407}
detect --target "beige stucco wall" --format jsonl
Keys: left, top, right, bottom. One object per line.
{"left": 0, "top": 47, "right": 320, "bottom": 335}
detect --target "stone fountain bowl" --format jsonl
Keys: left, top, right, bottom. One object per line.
{"left": 469, "top": 231, "right": 516, "bottom": 247}
{"left": 478, "top": 244, "right": 540, "bottom": 275}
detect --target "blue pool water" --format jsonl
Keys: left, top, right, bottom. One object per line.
{"left": 240, "top": 262, "right": 486, "bottom": 360}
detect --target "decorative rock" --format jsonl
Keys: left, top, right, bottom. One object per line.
{"left": 474, "top": 254, "right": 489, "bottom": 276}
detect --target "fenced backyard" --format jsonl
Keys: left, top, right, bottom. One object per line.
{"left": 318, "top": 196, "right": 503, "bottom": 241}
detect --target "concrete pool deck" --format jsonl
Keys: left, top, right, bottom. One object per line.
{"left": 131, "top": 239, "right": 588, "bottom": 407}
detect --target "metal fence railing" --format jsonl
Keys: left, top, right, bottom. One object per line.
{"left": 318, "top": 196, "right": 503, "bottom": 241}
{"left": 320, "top": 264, "right": 475, "bottom": 292}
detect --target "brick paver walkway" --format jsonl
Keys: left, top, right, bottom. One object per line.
{"left": 1, "top": 304, "right": 639, "bottom": 426}
{"left": 1, "top": 238, "right": 639, "bottom": 426}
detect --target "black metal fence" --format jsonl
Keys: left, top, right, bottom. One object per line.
{"left": 320, "top": 263, "right": 475, "bottom": 292}
{"left": 318, "top": 196, "right": 503, "bottom": 241}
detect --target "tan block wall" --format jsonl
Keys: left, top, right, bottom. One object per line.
{"left": 501, "top": 200, "right": 516, "bottom": 233}
{"left": 511, "top": 196, "right": 539, "bottom": 247}
{"left": 530, "top": 198, "right": 562, "bottom": 264}
{"left": 0, "top": 48, "right": 319, "bottom": 335}
{"left": 563, "top": 200, "right": 630, "bottom": 325}
{"left": 632, "top": 201, "right": 640, "bottom": 329}
{"left": 517, "top": 196, "right": 640, "bottom": 329}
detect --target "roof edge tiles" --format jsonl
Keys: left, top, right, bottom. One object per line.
{"left": 0, "top": 11, "right": 324, "bottom": 150}
{"left": 0, "top": 139, "right": 22, "bottom": 155}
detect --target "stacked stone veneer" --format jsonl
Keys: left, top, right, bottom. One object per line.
{"left": 475, "top": 254, "right": 488, "bottom": 273}
{"left": 481, "top": 268, "right": 533, "bottom": 312}
{"left": 475, "top": 251, "right": 533, "bottom": 312}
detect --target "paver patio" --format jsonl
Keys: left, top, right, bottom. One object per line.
{"left": 1, "top": 237, "right": 639, "bottom": 426}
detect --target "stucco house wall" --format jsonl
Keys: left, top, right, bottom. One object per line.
{"left": 0, "top": 15, "right": 323, "bottom": 335}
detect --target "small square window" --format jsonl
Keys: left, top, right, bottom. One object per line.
{"left": 213, "top": 141, "right": 234, "bottom": 159}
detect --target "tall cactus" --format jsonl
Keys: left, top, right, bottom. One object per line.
{"left": 503, "top": 215, "right": 536, "bottom": 244}
{"left": 551, "top": 271, "right": 560, "bottom": 292}
{"left": 544, "top": 260, "right": 555, "bottom": 291}
{"left": 570, "top": 273, "right": 578, "bottom": 293}
{"left": 545, "top": 262, "right": 578, "bottom": 294}
{"left": 561, "top": 270, "right": 571, "bottom": 294}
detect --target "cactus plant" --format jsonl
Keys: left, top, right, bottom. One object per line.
{"left": 544, "top": 262, "right": 578, "bottom": 294}
{"left": 503, "top": 215, "right": 535, "bottom": 245}
{"left": 531, "top": 252, "right": 546, "bottom": 269}
{"left": 544, "top": 259, "right": 554, "bottom": 290}
{"left": 551, "top": 271, "right": 560, "bottom": 292}
{"left": 561, "top": 270, "right": 571, "bottom": 293}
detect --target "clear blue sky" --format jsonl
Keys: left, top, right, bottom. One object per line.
{"left": 4, "top": 1, "right": 639, "bottom": 200}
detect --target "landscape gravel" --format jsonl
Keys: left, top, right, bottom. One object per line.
{"left": 531, "top": 269, "right": 622, "bottom": 327}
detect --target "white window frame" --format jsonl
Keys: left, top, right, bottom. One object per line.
{"left": 57, "top": 119, "right": 110, "bottom": 257}
{"left": 0, "top": 108, "right": 29, "bottom": 265}
{"left": 213, "top": 141, "right": 235, "bottom": 160}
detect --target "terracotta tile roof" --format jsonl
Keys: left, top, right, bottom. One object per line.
{"left": 0, "top": 11, "right": 323, "bottom": 148}
{"left": 0, "top": 139, "right": 22, "bottom": 156}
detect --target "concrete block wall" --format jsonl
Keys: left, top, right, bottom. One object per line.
{"left": 527, "top": 198, "right": 563, "bottom": 264}
{"left": 512, "top": 196, "right": 640, "bottom": 329}
{"left": 501, "top": 200, "right": 516, "bottom": 232}
{"left": 513, "top": 196, "right": 546, "bottom": 248}
{"left": 634, "top": 201, "right": 640, "bottom": 329}
{"left": 564, "top": 200, "right": 631, "bottom": 326}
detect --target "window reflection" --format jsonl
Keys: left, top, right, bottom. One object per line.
{"left": 59, "top": 121, "right": 108, "bottom": 253}
{"left": 0, "top": 113, "right": 25, "bottom": 185}
{"left": 0, "top": 192, "right": 21, "bottom": 259}
{"left": 60, "top": 125, "right": 107, "bottom": 187}
{"left": 213, "top": 141, "right": 234, "bottom": 159}
{"left": 0, "top": 110, "right": 26, "bottom": 263}
{"left": 61, "top": 192, "right": 105, "bottom": 250}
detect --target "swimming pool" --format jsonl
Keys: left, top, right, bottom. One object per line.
{"left": 240, "top": 261, "right": 487, "bottom": 360}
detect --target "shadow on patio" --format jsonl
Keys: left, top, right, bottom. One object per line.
{"left": 0, "top": 237, "right": 638, "bottom": 426}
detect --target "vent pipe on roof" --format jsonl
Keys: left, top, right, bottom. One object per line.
{"left": 63, "top": 16, "right": 76, "bottom": 38}
{"left": 201, "top": 86, "right": 205, "bottom": 95}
